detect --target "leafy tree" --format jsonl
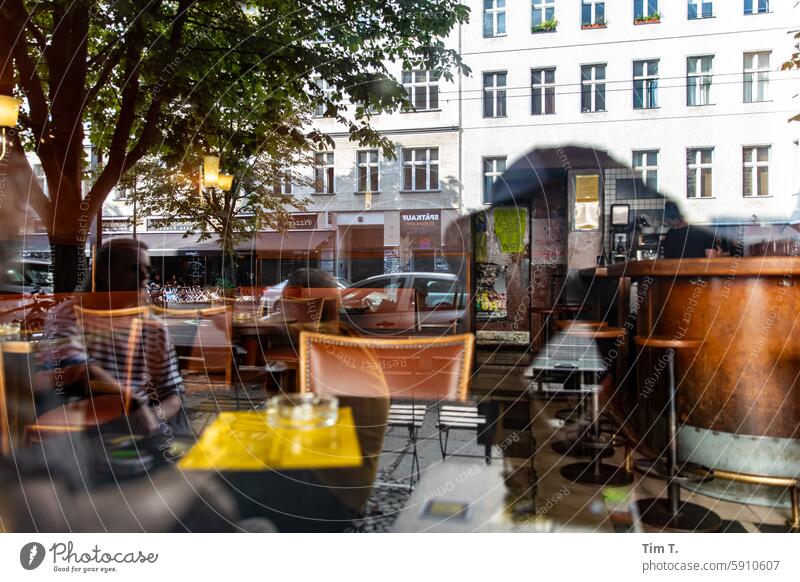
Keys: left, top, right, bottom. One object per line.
{"left": 0, "top": 0, "right": 470, "bottom": 291}
{"left": 783, "top": 30, "right": 800, "bottom": 122}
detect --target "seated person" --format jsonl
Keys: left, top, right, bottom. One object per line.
{"left": 662, "top": 201, "right": 716, "bottom": 260}
{"left": 44, "top": 238, "right": 189, "bottom": 435}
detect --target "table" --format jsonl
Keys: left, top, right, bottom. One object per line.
{"left": 179, "top": 407, "right": 362, "bottom": 471}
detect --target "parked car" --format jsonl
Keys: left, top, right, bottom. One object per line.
{"left": 341, "top": 272, "right": 467, "bottom": 336}
{"left": 260, "top": 276, "right": 351, "bottom": 315}
{"left": 0, "top": 258, "right": 54, "bottom": 295}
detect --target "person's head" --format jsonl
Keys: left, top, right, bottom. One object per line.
{"left": 663, "top": 201, "right": 686, "bottom": 228}
{"left": 94, "top": 238, "right": 151, "bottom": 292}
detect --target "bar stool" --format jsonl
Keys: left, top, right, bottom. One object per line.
{"left": 632, "top": 335, "right": 721, "bottom": 532}
{"left": 558, "top": 327, "right": 633, "bottom": 486}
{"left": 557, "top": 303, "right": 590, "bottom": 321}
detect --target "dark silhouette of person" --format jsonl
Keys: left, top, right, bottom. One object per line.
{"left": 662, "top": 201, "right": 716, "bottom": 259}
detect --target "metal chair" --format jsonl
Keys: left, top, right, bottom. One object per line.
{"left": 436, "top": 402, "right": 489, "bottom": 463}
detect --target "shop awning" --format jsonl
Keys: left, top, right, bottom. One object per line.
{"left": 105, "top": 233, "right": 220, "bottom": 257}
{"left": 236, "top": 231, "right": 334, "bottom": 255}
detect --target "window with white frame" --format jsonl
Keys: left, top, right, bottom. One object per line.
{"left": 581, "top": 64, "right": 606, "bottom": 112}
{"left": 686, "top": 148, "right": 713, "bottom": 198}
{"left": 402, "top": 148, "right": 439, "bottom": 192}
{"left": 483, "top": 72, "right": 507, "bottom": 118}
{"left": 356, "top": 150, "right": 379, "bottom": 193}
{"left": 313, "top": 77, "right": 333, "bottom": 117}
{"left": 532, "top": 0, "right": 556, "bottom": 27}
{"left": 634, "top": 0, "right": 659, "bottom": 19}
{"left": 483, "top": 157, "right": 506, "bottom": 204}
{"left": 531, "top": 68, "right": 556, "bottom": 115}
{"left": 743, "top": 51, "right": 770, "bottom": 103}
{"left": 687, "top": 55, "right": 713, "bottom": 106}
{"left": 633, "top": 60, "right": 659, "bottom": 109}
{"left": 742, "top": 146, "right": 770, "bottom": 197}
{"left": 483, "top": 0, "right": 506, "bottom": 37}
{"left": 314, "top": 152, "right": 335, "bottom": 194}
{"left": 688, "top": 0, "right": 713, "bottom": 19}
{"left": 401, "top": 70, "right": 440, "bottom": 111}
{"left": 633, "top": 150, "right": 659, "bottom": 191}
{"left": 744, "top": 0, "right": 769, "bottom": 15}
{"left": 582, "top": 0, "right": 605, "bottom": 26}
{"left": 273, "top": 171, "right": 292, "bottom": 196}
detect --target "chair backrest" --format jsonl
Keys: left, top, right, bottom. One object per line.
{"left": 275, "top": 297, "right": 326, "bottom": 331}
{"left": 151, "top": 305, "right": 233, "bottom": 379}
{"left": 298, "top": 332, "right": 475, "bottom": 401}
{"left": 72, "top": 304, "right": 146, "bottom": 413}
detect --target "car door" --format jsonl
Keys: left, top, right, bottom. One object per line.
{"left": 411, "top": 276, "right": 466, "bottom": 335}
{"left": 341, "top": 275, "right": 416, "bottom": 336}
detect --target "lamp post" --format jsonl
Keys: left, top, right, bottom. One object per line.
{"left": 0, "top": 95, "right": 22, "bottom": 160}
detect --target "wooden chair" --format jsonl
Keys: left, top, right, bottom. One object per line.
{"left": 299, "top": 332, "right": 475, "bottom": 487}
{"left": 151, "top": 305, "right": 234, "bottom": 386}
{"left": 25, "top": 305, "right": 145, "bottom": 443}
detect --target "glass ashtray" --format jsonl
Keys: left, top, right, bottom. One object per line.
{"left": 266, "top": 393, "right": 338, "bottom": 430}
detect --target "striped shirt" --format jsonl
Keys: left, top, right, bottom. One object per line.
{"left": 45, "top": 301, "right": 185, "bottom": 407}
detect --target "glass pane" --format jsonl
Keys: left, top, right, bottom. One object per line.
{"left": 648, "top": 79, "right": 658, "bottom": 107}
{"left": 402, "top": 149, "right": 411, "bottom": 163}
{"left": 326, "top": 168, "right": 334, "bottom": 193}
{"left": 414, "top": 86, "right": 426, "bottom": 109}
{"left": 497, "top": 12, "right": 506, "bottom": 34}
{"left": 633, "top": 80, "right": 644, "bottom": 109}
{"left": 545, "top": 6, "right": 554, "bottom": 20}
{"left": 370, "top": 150, "right": 378, "bottom": 163}
{"left": 430, "top": 163, "right": 439, "bottom": 190}
{"left": 596, "top": 3, "right": 605, "bottom": 20}
{"left": 532, "top": 88, "right": 542, "bottom": 114}
{"left": 701, "top": 56, "right": 712, "bottom": 72}
{"left": 743, "top": 73, "right": 753, "bottom": 102}
{"left": 484, "top": 0, "right": 492, "bottom": 8}
{"left": 545, "top": 87, "right": 555, "bottom": 113}
{"left": 532, "top": 7, "right": 542, "bottom": 24}
{"left": 430, "top": 149, "right": 438, "bottom": 161}
{"left": 483, "top": 73, "right": 494, "bottom": 88}
{"left": 497, "top": 159, "right": 506, "bottom": 172}
{"left": 743, "top": 168, "right": 752, "bottom": 196}
{"left": 415, "top": 71, "right": 427, "bottom": 83}
{"left": 633, "top": 152, "right": 644, "bottom": 167}
{"left": 483, "top": 12, "right": 493, "bottom": 36}
{"left": 483, "top": 158, "right": 493, "bottom": 173}
{"left": 647, "top": 152, "right": 657, "bottom": 165}
{"left": 649, "top": 60, "right": 658, "bottom": 75}
{"left": 701, "top": 168, "right": 712, "bottom": 197}
{"left": 581, "top": 65, "right": 592, "bottom": 81}
{"left": 401, "top": 71, "right": 411, "bottom": 84}
{"left": 429, "top": 85, "right": 439, "bottom": 109}
{"left": 757, "top": 147, "right": 769, "bottom": 162}
{"left": 545, "top": 69, "right": 555, "bottom": 83}
{"left": 596, "top": 65, "right": 606, "bottom": 80}
{"left": 645, "top": 173, "right": 657, "bottom": 191}
{"left": 532, "top": 70, "right": 541, "bottom": 85}
{"left": 358, "top": 170, "right": 366, "bottom": 192}
{"left": 648, "top": 0, "right": 658, "bottom": 14}
{"left": 700, "top": 149, "right": 712, "bottom": 164}
{"left": 581, "top": 84, "right": 591, "bottom": 111}
{"left": 582, "top": 4, "right": 591, "bottom": 24}
{"left": 757, "top": 167, "right": 768, "bottom": 195}
{"left": 484, "top": 175, "right": 493, "bottom": 201}
{"left": 370, "top": 169, "right": 379, "bottom": 192}
{"left": 403, "top": 166, "right": 412, "bottom": 190}
{"left": 634, "top": 61, "right": 644, "bottom": 77}
{"left": 687, "top": 169, "right": 696, "bottom": 197}
{"left": 688, "top": 2, "right": 697, "bottom": 19}
{"left": 635, "top": 0, "right": 644, "bottom": 18}
{"left": 596, "top": 83, "right": 606, "bottom": 110}
{"left": 743, "top": 148, "right": 753, "bottom": 163}
{"left": 497, "top": 73, "right": 506, "bottom": 86}
{"left": 702, "top": 1, "right": 713, "bottom": 17}
{"left": 744, "top": 0, "right": 752, "bottom": 13}
{"left": 484, "top": 91, "right": 493, "bottom": 116}
{"left": 688, "top": 57, "right": 697, "bottom": 74}
{"left": 497, "top": 90, "right": 506, "bottom": 116}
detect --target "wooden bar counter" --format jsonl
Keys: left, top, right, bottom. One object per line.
{"left": 588, "top": 257, "right": 800, "bottom": 508}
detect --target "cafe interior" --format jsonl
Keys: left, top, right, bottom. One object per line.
{"left": 0, "top": 145, "right": 798, "bottom": 534}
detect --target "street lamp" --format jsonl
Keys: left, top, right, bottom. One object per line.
{"left": 0, "top": 95, "right": 22, "bottom": 160}
{"left": 217, "top": 173, "right": 234, "bottom": 191}
{"left": 203, "top": 154, "right": 220, "bottom": 187}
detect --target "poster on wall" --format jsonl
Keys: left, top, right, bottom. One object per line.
{"left": 474, "top": 263, "right": 507, "bottom": 320}
{"left": 383, "top": 248, "right": 401, "bottom": 274}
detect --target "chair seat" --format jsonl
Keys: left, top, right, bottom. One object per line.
{"left": 388, "top": 403, "right": 427, "bottom": 428}
{"left": 564, "top": 326, "right": 623, "bottom": 339}
{"left": 27, "top": 395, "right": 127, "bottom": 435}
{"left": 265, "top": 346, "right": 300, "bottom": 362}
{"left": 438, "top": 405, "right": 487, "bottom": 428}
{"left": 555, "top": 319, "right": 608, "bottom": 331}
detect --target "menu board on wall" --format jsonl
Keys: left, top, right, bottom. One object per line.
{"left": 532, "top": 218, "right": 566, "bottom": 265}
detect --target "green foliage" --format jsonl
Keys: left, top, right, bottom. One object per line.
{"left": 532, "top": 18, "right": 558, "bottom": 32}
{"left": 783, "top": 31, "right": 800, "bottom": 122}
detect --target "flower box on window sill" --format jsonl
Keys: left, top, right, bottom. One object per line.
{"left": 581, "top": 22, "right": 607, "bottom": 30}
{"left": 634, "top": 16, "right": 661, "bottom": 25}
{"left": 355, "top": 191, "right": 381, "bottom": 195}
{"left": 531, "top": 19, "right": 558, "bottom": 33}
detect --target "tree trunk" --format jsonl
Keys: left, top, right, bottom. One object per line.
{"left": 51, "top": 243, "right": 87, "bottom": 293}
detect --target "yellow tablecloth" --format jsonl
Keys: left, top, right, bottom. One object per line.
{"left": 179, "top": 408, "right": 362, "bottom": 471}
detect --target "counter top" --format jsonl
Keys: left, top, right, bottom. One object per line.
{"left": 579, "top": 256, "right": 800, "bottom": 279}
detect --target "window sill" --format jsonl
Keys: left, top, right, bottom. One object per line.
{"left": 686, "top": 196, "right": 716, "bottom": 200}
{"left": 400, "top": 108, "right": 442, "bottom": 114}
{"left": 687, "top": 103, "right": 715, "bottom": 108}
{"left": 483, "top": 115, "right": 508, "bottom": 119}
{"left": 355, "top": 191, "right": 381, "bottom": 195}
{"left": 634, "top": 18, "right": 661, "bottom": 25}
{"left": 312, "top": 192, "right": 336, "bottom": 196}
{"left": 743, "top": 195, "right": 773, "bottom": 199}
{"left": 484, "top": 33, "right": 508, "bottom": 38}
{"left": 581, "top": 24, "right": 607, "bottom": 30}
{"left": 400, "top": 190, "right": 442, "bottom": 194}
{"left": 688, "top": 15, "right": 715, "bottom": 20}
{"left": 633, "top": 106, "right": 661, "bottom": 111}
{"left": 531, "top": 28, "right": 558, "bottom": 34}
{"left": 581, "top": 109, "right": 607, "bottom": 113}
{"left": 744, "top": 11, "right": 772, "bottom": 16}
{"left": 531, "top": 112, "right": 557, "bottom": 116}
{"left": 744, "top": 99, "right": 773, "bottom": 104}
